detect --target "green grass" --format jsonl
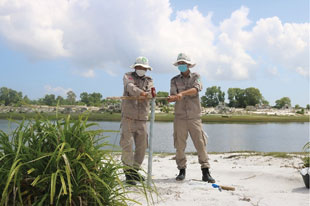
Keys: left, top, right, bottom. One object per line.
{"left": 152, "top": 151, "right": 308, "bottom": 159}
{"left": 201, "top": 114, "right": 309, "bottom": 123}
{"left": 155, "top": 113, "right": 310, "bottom": 123}
{"left": 302, "top": 142, "right": 310, "bottom": 167}
{"left": 263, "top": 152, "right": 291, "bottom": 158}
{"left": 0, "top": 115, "right": 154, "bottom": 206}
{"left": 0, "top": 112, "right": 123, "bottom": 122}
{"left": 1, "top": 112, "right": 308, "bottom": 123}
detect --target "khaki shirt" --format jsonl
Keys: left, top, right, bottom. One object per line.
{"left": 122, "top": 72, "right": 154, "bottom": 120}
{"left": 170, "top": 71, "right": 203, "bottom": 119}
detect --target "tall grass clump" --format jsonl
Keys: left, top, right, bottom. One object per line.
{"left": 303, "top": 142, "right": 310, "bottom": 167}
{"left": 0, "top": 115, "right": 151, "bottom": 205}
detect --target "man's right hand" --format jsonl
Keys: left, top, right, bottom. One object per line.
{"left": 140, "top": 92, "right": 148, "bottom": 97}
{"left": 139, "top": 92, "right": 149, "bottom": 101}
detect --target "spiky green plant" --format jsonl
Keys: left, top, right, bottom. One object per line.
{"left": 303, "top": 142, "right": 310, "bottom": 167}
{"left": 0, "top": 115, "right": 153, "bottom": 205}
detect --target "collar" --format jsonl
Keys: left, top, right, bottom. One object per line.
{"left": 132, "top": 71, "right": 145, "bottom": 79}
{"left": 180, "top": 70, "right": 192, "bottom": 78}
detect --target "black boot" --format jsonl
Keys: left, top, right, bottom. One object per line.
{"left": 130, "top": 169, "right": 145, "bottom": 182}
{"left": 176, "top": 169, "right": 186, "bottom": 181}
{"left": 202, "top": 168, "right": 215, "bottom": 183}
{"left": 124, "top": 170, "right": 137, "bottom": 185}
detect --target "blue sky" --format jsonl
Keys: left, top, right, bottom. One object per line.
{"left": 0, "top": 0, "right": 309, "bottom": 106}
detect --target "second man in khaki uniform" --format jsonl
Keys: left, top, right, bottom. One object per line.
{"left": 168, "top": 53, "right": 215, "bottom": 183}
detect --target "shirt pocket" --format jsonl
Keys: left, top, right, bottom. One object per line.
{"left": 176, "top": 82, "right": 186, "bottom": 93}
{"left": 142, "top": 80, "right": 150, "bottom": 91}
{"left": 187, "top": 78, "right": 196, "bottom": 89}
{"left": 135, "top": 79, "right": 144, "bottom": 91}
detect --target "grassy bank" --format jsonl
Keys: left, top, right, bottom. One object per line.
{"left": 153, "top": 113, "right": 309, "bottom": 123}
{"left": 0, "top": 112, "right": 309, "bottom": 123}
{"left": 155, "top": 113, "right": 310, "bottom": 123}
{"left": 0, "top": 112, "right": 122, "bottom": 122}
{"left": 202, "top": 114, "right": 310, "bottom": 123}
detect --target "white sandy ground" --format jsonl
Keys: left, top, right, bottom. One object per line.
{"left": 125, "top": 153, "right": 310, "bottom": 206}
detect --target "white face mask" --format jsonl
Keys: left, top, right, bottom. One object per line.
{"left": 136, "top": 69, "right": 146, "bottom": 77}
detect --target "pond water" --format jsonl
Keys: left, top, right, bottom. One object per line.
{"left": 0, "top": 119, "right": 309, "bottom": 153}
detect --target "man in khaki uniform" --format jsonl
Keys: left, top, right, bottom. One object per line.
{"left": 121, "top": 56, "right": 154, "bottom": 185}
{"left": 168, "top": 53, "right": 215, "bottom": 183}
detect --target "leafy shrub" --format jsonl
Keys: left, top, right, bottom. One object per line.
{"left": 0, "top": 116, "right": 151, "bottom": 205}
{"left": 296, "top": 108, "right": 305, "bottom": 115}
{"left": 160, "top": 106, "right": 171, "bottom": 113}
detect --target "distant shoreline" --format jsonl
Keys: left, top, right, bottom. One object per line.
{"left": 0, "top": 112, "right": 309, "bottom": 123}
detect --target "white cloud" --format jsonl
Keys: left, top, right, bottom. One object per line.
{"left": 267, "top": 66, "right": 278, "bottom": 76}
{"left": 248, "top": 17, "right": 309, "bottom": 77}
{"left": 44, "top": 85, "right": 72, "bottom": 96}
{"left": 74, "top": 69, "right": 95, "bottom": 78}
{"left": 0, "top": 0, "right": 70, "bottom": 58}
{"left": 0, "top": 0, "right": 308, "bottom": 80}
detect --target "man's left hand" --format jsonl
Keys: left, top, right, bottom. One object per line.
{"left": 175, "top": 93, "right": 183, "bottom": 101}
{"left": 168, "top": 95, "right": 177, "bottom": 102}
{"left": 168, "top": 93, "right": 183, "bottom": 102}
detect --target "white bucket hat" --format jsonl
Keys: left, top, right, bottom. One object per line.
{"left": 173, "top": 53, "right": 196, "bottom": 68}
{"left": 130, "top": 56, "right": 152, "bottom": 71}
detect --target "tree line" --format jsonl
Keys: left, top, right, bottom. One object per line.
{"left": 201, "top": 86, "right": 268, "bottom": 108}
{"left": 0, "top": 86, "right": 309, "bottom": 109}
{"left": 153, "top": 86, "right": 309, "bottom": 109}
{"left": 200, "top": 86, "right": 309, "bottom": 109}
{"left": 0, "top": 87, "right": 117, "bottom": 107}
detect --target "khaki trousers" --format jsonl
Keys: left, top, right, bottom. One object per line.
{"left": 173, "top": 118, "right": 210, "bottom": 169}
{"left": 120, "top": 118, "right": 148, "bottom": 169}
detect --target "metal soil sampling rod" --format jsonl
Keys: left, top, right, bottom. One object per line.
{"left": 147, "top": 88, "right": 156, "bottom": 187}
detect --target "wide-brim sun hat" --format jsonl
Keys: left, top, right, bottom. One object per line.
{"left": 130, "top": 56, "right": 152, "bottom": 71}
{"left": 173, "top": 53, "right": 196, "bottom": 68}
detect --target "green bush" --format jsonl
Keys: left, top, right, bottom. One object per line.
{"left": 296, "top": 108, "right": 305, "bottom": 115}
{"left": 160, "top": 106, "right": 171, "bottom": 113}
{"left": 0, "top": 116, "right": 152, "bottom": 205}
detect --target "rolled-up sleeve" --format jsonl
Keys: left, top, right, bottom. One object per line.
{"left": 123, "top": 74, "right": 143, "bottom": 96}
{"left": 170, "top": 78, "right": 177, "bottom": 95}
{"left": 193, "top": 74, "right": 202, "bottom": 92}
